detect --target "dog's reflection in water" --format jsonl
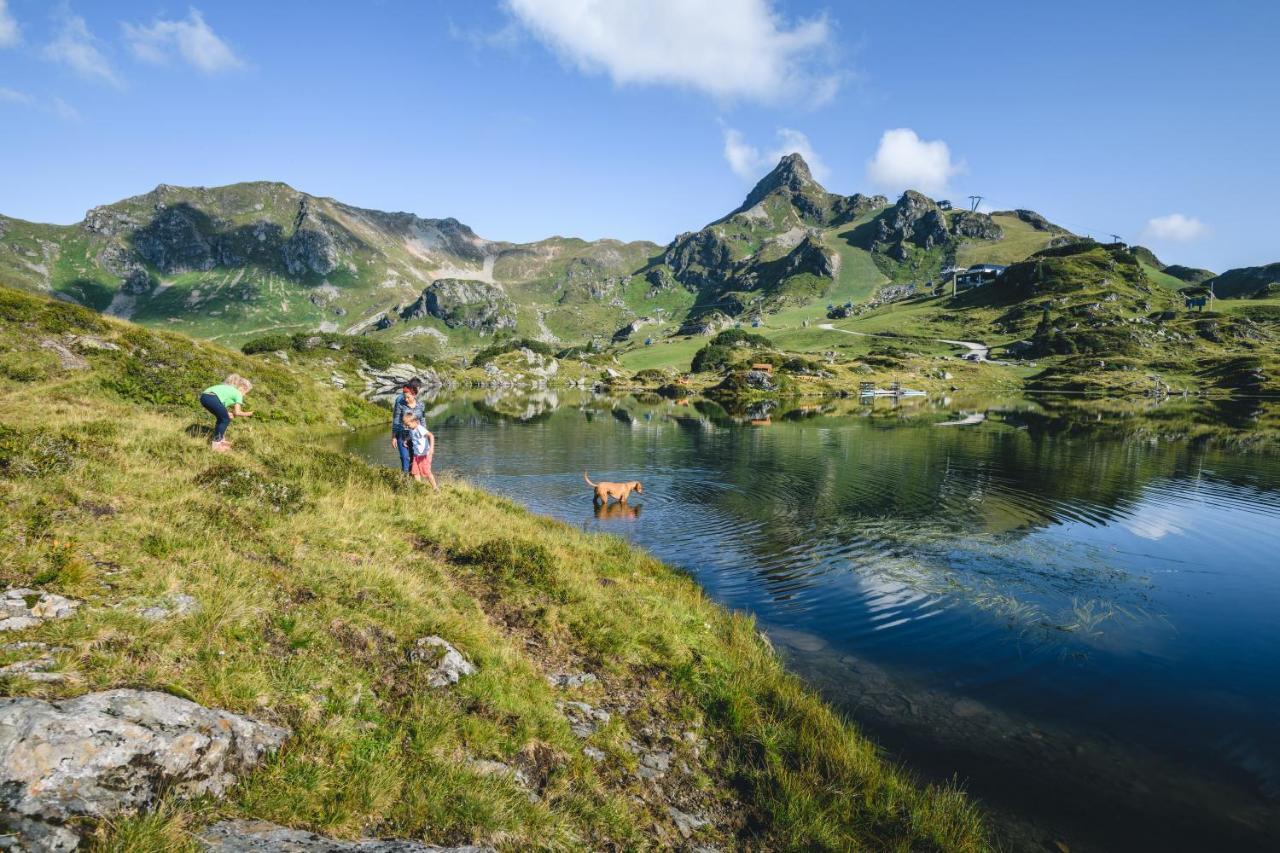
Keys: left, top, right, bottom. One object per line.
{"left": 594, "top": 501, "right": 643, "bottom": 521}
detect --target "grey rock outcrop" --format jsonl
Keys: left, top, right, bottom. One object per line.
{"left": 1007, "top": 208, "right": 1059, "bottom": 232}
{"left": 136, "top": 593, "right": 200, "bottom": 622}
{"left": 38, "top": 340, "right": 88, "bottom": 370}
{"left": 197, "top": 819, "right": 493, "bottom": 852}
{"left": 677, "top": 310, "right": 734, "bottom": 337}
{"left": 131, "top": 204, "right": 216, "bottom": 274}
{"left": 948, "top": 211, "right": 1004, "bottom": 241}
{"left": 559, "top": 701, "right": 610, "bottom": 738}
{"left": 777, "top": 235, "right": 836, "bottom": 280}
{"left": 408, "top": 636, "right": 476, "bottom": 688}
{"left": 0, "top": 689, "right": 289, "bottom": 851}
{"left": 283, "top": 227, "right": 339, "bottom": 277}
{"left": 662, "top": 229, "right": 734, "bottom": 291}
{"left": 358, "top": 363, "right": 443, "bottom": 404}
{"left": 612, "top": 317, "right": 656, "bottom": 343}
{"left": 667, "top": 806, "right": 711, "bottom": 838}
{"left": 744, "top": 369, "right": 777, "bottom": 392}
{"left": 644, "top": 265, "right": 677, "bottom": 295}
{"left": 1, "top": 589, "right": 80, "bottom": 633}
{"left": 875, "top": 191, "right": 950, "bottom": 252}
{"left": 400, "top": 279, "right": 516, "bottom": 333}
{"left": 546, "top": 671, "right": 597, "bottom": 688}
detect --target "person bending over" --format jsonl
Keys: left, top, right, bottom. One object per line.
{"left": 199, "top": 374, "right": 253, "bottom": 452}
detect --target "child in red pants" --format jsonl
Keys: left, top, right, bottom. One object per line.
{"left": 402, "top": 412, "right": 438, "bottom": 490}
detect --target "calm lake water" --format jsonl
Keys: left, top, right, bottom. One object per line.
{"left": 346, "top": 391, "right": 1280, "bottom": 851}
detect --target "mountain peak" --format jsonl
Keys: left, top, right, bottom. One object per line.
{"left": 773, "top": 152, "right": 813, "bottom": 181}
{"left": 734, "top": 152, "right": 825, "bottom": 218}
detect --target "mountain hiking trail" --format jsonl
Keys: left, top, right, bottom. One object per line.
{"left": 817, "top": 323, "right": 990, "bottom": 362}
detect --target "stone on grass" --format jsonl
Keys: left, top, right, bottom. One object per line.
{"left": 637, "top": 749, "right": 673, "bottom": 780}
{"left": 136, "top": 593, "right": 201, "bottom": 622}
{"left": 38, "top": 340, "right": 88, "bottom": 370}
{"left": 197, "top": 819, "right": 494, "bottom": 852}
{"left": 0, "top": 656, "right": 65, "bottom": 683}
{"left": 408, "top": 636, "right": 476, "bottom": 688}
{"left": 0, "top": 589, "right": 80, "bottom": 633}
{"left": 0, "top": 689, "right": 290, "bottom": 851}
{"left": 66, "top": 335, "right": 120, "bottom": 352}
{"left": 558, "top": 701, "right": 610, "bottom": 738}
{"left": 466, "top": 758, "right": 538, "bottom": 802}
{"left": 666, "top": 806, "right": 711, "bottom": 839}
{"left": 545, "top": 671, "right": 596, "bottom": 689}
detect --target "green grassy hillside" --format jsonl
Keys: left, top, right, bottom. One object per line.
{"left": 0, "top": 283, "right": 987, "bottom": 851}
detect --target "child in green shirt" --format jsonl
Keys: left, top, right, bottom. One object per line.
{"left": 199, "top": 374, "right": 253, "bottom": 451}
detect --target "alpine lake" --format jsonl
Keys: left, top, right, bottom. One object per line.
{"left": 345, "top": 389, "right": 1280, "bottom": 852}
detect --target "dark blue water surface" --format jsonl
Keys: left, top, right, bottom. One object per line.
{"left": 347, "top": 391, "right": 1280, "bottom": 851}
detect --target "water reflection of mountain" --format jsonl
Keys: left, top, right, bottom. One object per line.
{"left": 419, "top": 390, "right": 1280, "bottom": 635}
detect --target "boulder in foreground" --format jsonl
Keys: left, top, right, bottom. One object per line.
{"left": 0, "top": 689, "right": 289, "bottom": 851}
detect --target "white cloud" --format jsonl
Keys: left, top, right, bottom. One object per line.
{"left": 123, "top": 9, "right": 243, "bottom": 73}
{"left": 449, "top": 19, "right": 524, "bottom": 52}
{"left": 43, "top": 11, "right": 121, "bottom": 87}
{"left": 506, "top": 0, "right": 840, "bottom": 104}
{"left": 0, "top": 0, "right": 21, "bottom": 47}
{"left": 1142, "top": 213, "right": 1209, "bottom": 242}
{"left": 0, "top": 87, "right": 81, "bottom": 121}
{"left": 50, "top": 96, "right": 80, "bottom": 121}
{"left": 722, "top": 127, "right": 829, "bottom": 182}
{"left": 866, "top": 128, "right": 963, "bottom": 195}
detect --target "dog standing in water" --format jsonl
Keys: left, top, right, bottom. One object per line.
{"left": 584, "top": 472, "right": 643, "bottom": 505}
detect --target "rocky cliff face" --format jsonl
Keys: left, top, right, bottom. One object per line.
{"left": 662, "top": 229, "right": 735, "bottom": 291}
{"left": 875, "top": 191, "right": 951, "bottom": 256}
{"left": 948, "top": 210, "right": 1004, "bottom": 241}
{"left": 401, "top": 278, "right": 517, "bottom": 333}
{"left": 870, "top": 193, "right": 1006, "bottom": 264}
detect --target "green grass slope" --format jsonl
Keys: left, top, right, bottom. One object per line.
{"left": 0, "top": 283, "right": 986, "bottom": 851}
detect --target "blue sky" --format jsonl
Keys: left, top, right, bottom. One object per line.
{"left": 1, "top": 0, "right": 1277, "bottom": 271}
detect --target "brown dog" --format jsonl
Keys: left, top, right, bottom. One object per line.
{"left": 584, "top": 471, "right": 643, "bottom": 505}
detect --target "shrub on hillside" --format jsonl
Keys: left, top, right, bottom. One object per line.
{"left": 711, "top": 328, "right": 772, "bottom": 349}
{"left": 346, "top": 337, "right": 395, "bottom": 369}
{"left": 691, "top": 344, "right": 735, "bottom": 373}
{"left": 241, "top": 334, "right": 292, "bottom": 355}
{"left": 781, "top": 356, "right": 821, "bottom": 374}
{"left": 194, "top": 460, "right": 306, "bottom": 515}
{"left": 241, "top": 331, "right": 396, "bottom": 369}
{"left": 473, "top": 338, "right": 554, "bottom": 367}
{"left": 632, "top": 368, "right": 669, "bottom": 384}
{"left": 0, "top": 288, "right": 107, "bottom": 334}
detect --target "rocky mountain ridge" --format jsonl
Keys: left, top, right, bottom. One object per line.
{"left": 1, "top": 157, "right": 1261, "bottom": 359}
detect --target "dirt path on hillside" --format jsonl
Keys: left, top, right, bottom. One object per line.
{"left": 817, "top": 323, "right": 990, "bottom": 362}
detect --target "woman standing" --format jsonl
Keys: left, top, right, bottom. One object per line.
{"left": 199, "top": 374, "right": 253, "bottom": 452}
{"left": 390, "top": 378, "right": 424, "bottom": 474}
